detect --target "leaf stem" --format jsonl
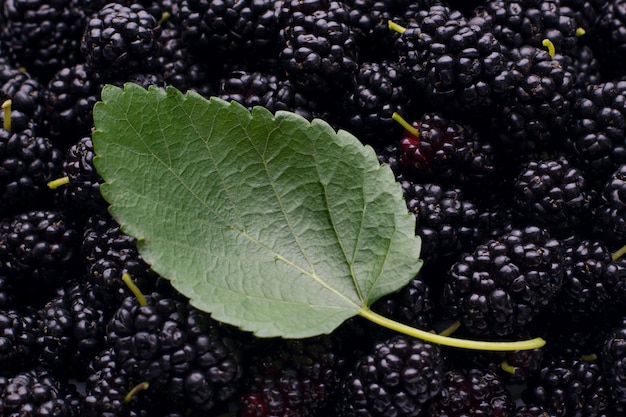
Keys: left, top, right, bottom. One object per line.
{"left": 358, "top": 308, "right": 546, "bottom": 351}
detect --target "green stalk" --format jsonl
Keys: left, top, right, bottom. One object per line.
{"left": 47, "top": 177, "right": 70, "bottom": 189}
{"left": 2, "top": 100, "right": 11, "bottom": 132}
{"left": 122, "top": 272, "right": 148, "bottom": 306}
{"left": 612, "top": 244, "right": 626, "bottom": 261}
{"left": 542, "top": 38, "right": 555, "bottom": 59}
{"left": 392, "top": 112, "right": 419, "bottom": 137}
{"left": 358, "top": 307, "right": 546, "bottom": 351}
{"left": 124, "top": 381, "right": 150, "bottom": 403}
{"left": 388, "top": 20, "right": 406, "bottom": 34}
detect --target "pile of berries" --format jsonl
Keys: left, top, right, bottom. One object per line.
{"left": 1, "top": 0, "right": 626, "bottom": 416}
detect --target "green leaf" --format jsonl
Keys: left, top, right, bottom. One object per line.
{"left": 92, "top": 83, "right": 422, "bottom": 338}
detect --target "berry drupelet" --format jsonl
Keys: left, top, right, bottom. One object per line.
{"left": 553, "top": 238, "right": 616, "bottom": 318}
{"left": 106, "top": 291, "right": 244, "bottom": 415}
{"left": 278, "top": 0, "right": 359, "bottom": 100}
{"left": 0, "top": 58, "right": 47, "bottom": 134}
{"left": 54, "top": 136, "right": 108, "bottom": 221}
{"left": 427, "top": 367, "right": 514, "bottom": 417}
{"left": 236, "top": 335, "right": 343, "bottom": 417}
{"left": 81, "top": 213, "right": 160, "bottom": 309}
{"left": 0, "top": 308, "right": 38, "bottom": 373}
{"left": 0, "top": 210, "right": 79, "bottom": 293}
{"left": 0, "top": 126, "right": 64, "bottom": 216}
{"left": 401, "top": 181, "right": 479, "bottom": 277}
{"left": 0, "top": 0, "right": 86, "bottom": 82}
{"left": 441, "top": 225, "right": 566, "bottom": 338}
{"left": 335, "top": 335, "right": 444, "bottom": 417}
{"left": 341, "top": 60, "right": 411, "bottom": 148}
{"left": 382, "top": 112, "right": 497, "bottom": 196}
{"left": 217, "top": 69, "right": 280, "bottom": 111}
{"left": 490, "top": 44, "right": 579, "bottom": 152}
{"left": 567, "top": 80, "right": 626, "bottom": 186}
{"left": 593, "top": 164, "right": 626, "bottom": 247}
{"left": 0, "top": 366, "right": 83, "bottom": 417}
{"left": 394, "top": 4, "right": 508, "bottom": 118}
{"left": 481, "top": 0, "right": 586, "bottom": 53}
{"left": 81, "top": 2, "right": 162, "bottom": 78}
{"left": 523, "top": 356, "right": 611, "bottom": 417}
{"left": 602, "top": 319, "right": 626, "bottom": 405}
{"left": 178, "top": 0, "right": 282, "bottom": 69}
{"left": 36, "top": 278, "right": 107, "bottom": 381}
{"left": 512, "top": 156, "right": 592, "bottom": 237}
{"left": 44, "top": 63, "right": 104, "bottom": 147}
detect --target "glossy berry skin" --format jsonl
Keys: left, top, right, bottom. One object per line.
{"left": 593, "top": 164, "right": 626, "bottom": 247}
{"left": 0, "top": 366, "right": 82, "bottom": 417}
{"left": 342, "top": 60, "right": 410, "bottom": 147}
{"left": 44, "top": 64, "right": 104, "bottom": 146}
{"left": 37, "top": 278, "right": 107, "bottom": 381}
{"left": 402, "top": 181, "right": 478, "bottom": 276}
{"left": 512, "top": 157, "right": 592, "bottom": 236}
{"left": 523, "top": 357, "right": 610, "bottom": 417}
{"left": 237, "top": 335, "right": 343, "bottom": 417}
{"left": 0, "top": 210, "right": 79, "bottom": 291}
{"left": 602, "top": 322, "right": 626, "bottom": 405}
{"left": 0, "top": 0, "right": 85, "bottom": 82}
{"left": 0, "top": 308, "right": 38, "bottom": 373}
{"left": 395, "top": 4, "right": 507, "bottom": 117}
{"left": 336, "top": 335, "right": 444, "bottom": 417}
{"left": 81, "top": 2, "right": 161, "bottom": 77}
{"left": 0, "top": 128, "right": 64, "bottom": 216}
{"left": 567, "top": 80, "right": 626, "bottom": 184}
{"left": 442, "top": 226, "right": 565, "bottom": 337}
{"left": 427, "top": 368, "right": 514, "bottom": 417}
{"left": 56, "top": 136, "right": 108, "bottom": 220}
{"left": 81, "top": 213, "right": 159, "bottom": 308}
{"left": 278, "top": 0, "right": 359, "bottom": 98}
{"left": 106, "top": 292, "right": 244, "bottom": 414}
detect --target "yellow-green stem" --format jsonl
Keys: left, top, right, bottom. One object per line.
{"left": 158, "top": 10, "right": 171, "bottom": 26}
{"left": 500, "top": 360, "right": 517, "bottom": 375}
{"left": 581, "top": 353, "right": 598, "bottom": 362}
{"left": 122, "top": 272, "right": 147, "bottom": 306}
{"left": 47, "top": 176, "right": 70, "bottom": 189}
{"left": 124, "top": 382, "right": 149, "bottom": 403}
{"left": 576, "top": 27, "right": 586, "bottom": 37}
{"left": 392, "top": 112, "right": 419, "bottom": 137}
{"left": 388, "top": 20, "right": 406, "bottom": 34}
{"left": 438, "top": 320, "right": 460, "bottom": 337}
{"left": 358, "top": 308, "right": 546, "bottom": 351}
{"left": 2, "top": 99, "right": 11, "bottom": 132}
{"left": 542, "top": 38, "right": 555, "bottom": 59}
{"left": 612, "top": 244, "right": 626, "bottom": 261}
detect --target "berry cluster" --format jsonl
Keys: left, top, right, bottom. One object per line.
{"left": 0, "top": 0, "right": 626, "bottom": 416}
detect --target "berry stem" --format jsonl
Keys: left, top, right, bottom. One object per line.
{"left": 2, "top": 99, "right": 11, "bottom": 132}
{"left": 387, "top": 20, "right": 406, "bottom": 35}
{"left": 122, "top": 272, "right": 148, "bottom": 306}
{"left": 500, "top": 360, "right": 517, "bottom": 375}
{"left": 358, "top": 307, "right": 546, "bottom": 351}
{"left": 392, "top": 112, "right": 419, "bottom": 137}
{"left": 47, "top": 176, "right": 70, "bottom": 189}
{"left": 124, "top": 381, "right": 150, "bottom": 403}
{"left": 542, "top": 39, "right": 555, "bottom": 59}
{"left": 612, "top": 244, "right": 626, "bottom": 261}
{"left": 438, "top": 320, "right": 461, "bottom": 337}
